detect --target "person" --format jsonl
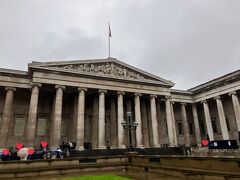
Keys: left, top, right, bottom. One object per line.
{"left": 106, "top": 141, "right": 111, "bottom": 149}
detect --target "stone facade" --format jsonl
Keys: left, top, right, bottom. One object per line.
{"left": 0, "top": 57, "right": 239, "bottom": 149}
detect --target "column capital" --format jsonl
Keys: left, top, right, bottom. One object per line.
{"left": 180, "top": 102, "right": 187, "bottom": 106}
{"left": 213, "top": 96, "right": 221, "bottom": 100}
{"left": 99, "top": 89, "right": 107, "bottom": 94}
{"left": 191, "top": 103, "right": 197, "bottom": 107}
{"left": 170, "top": 101, "right": 175, "bottom": 105}
{"left": 55, "top": 85, "right": 66, "bottom": 90}
{"left": 78, "top": 87, "right": 87, "bottom": 92}
{"left": 229, "top": 91, "right": 237, "bottom": 96}
{"left": 30, "top": 82, "right": 42, "bottom": 88}
{"left": 117, "top": 91, "right": 125, "bottom": 95}
{"left": 201, "top": 100, "right": 208, "bottom": 104}
{"left": 134, "top": 93, "right": 142, "bottom": 97}
{"left": 165, "top": 95, "right": 171, "bottom": 100}
{"left": 5, "top": 87, "right": 16, "bottom": 91}
{"left": 150, "top": 94, "right": 157, "bottom": 98}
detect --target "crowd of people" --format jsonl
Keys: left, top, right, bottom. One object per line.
{"left": 0, "top": 141, "right": 76, "bottom": 161}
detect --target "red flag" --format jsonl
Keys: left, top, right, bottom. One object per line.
{"left": 108, "top": 22, "right": 112, "bottom": 38}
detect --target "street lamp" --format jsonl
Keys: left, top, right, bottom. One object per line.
{"left": 121, "top": 112, "right": 138, "bottom": 151}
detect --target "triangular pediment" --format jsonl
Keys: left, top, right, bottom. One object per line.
{"left": 29, "top": 58, "right": 174, "bottom": 87}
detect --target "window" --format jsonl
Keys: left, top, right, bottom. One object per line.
{"left": 14, "top": 116, "right": 25, "bottom": 136}
{"left": 211, "top": 118, "right": 217, "bottom": 133}
{"left": 36, "top": 117, "right": 47, "bottom": 136}
{"left": 200, "top": 122, "right": 206, "bottom": 134}
{"left": 189, "top": 123, "right": 194, "bottom": 135}
{"left": 178, "top": 123, "right": 182, "bottom": 135}
{"left": 226, "top": 118, "right": 231, "bottom": 131}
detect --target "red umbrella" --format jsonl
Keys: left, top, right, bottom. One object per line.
{"left": 27, "top": 148, "right": 35, "bottom": 155}
{"left": 16, "top": 143, "right": 23, "bottom": 150}
{"left": 202, "top": 139, "right": 209, "bottom": 146}
{"left": 2, "top": 149, "right": 10, "bottom": 155}
{"left": 40, "top": 141, "right": 48, "bottom": 148}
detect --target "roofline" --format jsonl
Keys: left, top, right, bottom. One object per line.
{"left": 29, "top": 57, "right": 175, "bottom": 87}
{"left": 170, "top": 89, "right": 193, "bottom": 95}
{"left": 0, "top": 68, "right": 29, "bottom": 77}
{"left": 188, "top": 69, "right": 240, "bottom": 92}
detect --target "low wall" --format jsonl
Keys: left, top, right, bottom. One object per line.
{"left": 0, "top": 156, "right": 128, "bottom": 179}
{"left": 0, "top": 155, "right": 240, "bottom": 179}
{"left": 128, "top": 155, "right": 240, "bottom": 180}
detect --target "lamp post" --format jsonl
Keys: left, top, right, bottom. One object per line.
{"left": 121, "top": 112, "right": 138, "bottom": 151}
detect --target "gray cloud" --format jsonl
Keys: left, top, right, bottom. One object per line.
{"left": 0, "top": 0, "right": 240, "bottom": 89}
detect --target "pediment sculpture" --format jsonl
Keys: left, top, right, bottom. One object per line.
{"left": 53, "top": 62, "right": 156, "bottom": 81}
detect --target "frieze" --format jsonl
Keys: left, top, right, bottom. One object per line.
{"left": 52, "top": 63, "right": 156, "bottom": 81}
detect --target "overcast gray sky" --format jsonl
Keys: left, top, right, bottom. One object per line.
{"left": 0, "top": 0, "right": 240, "bottom": 90}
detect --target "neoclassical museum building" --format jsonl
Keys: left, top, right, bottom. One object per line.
{"left": 0, "top": 58, "right": 239, "bottom": 149}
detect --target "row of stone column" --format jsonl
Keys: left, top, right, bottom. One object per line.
{"left": 201, "top": 92, "right": 240, "bottom": 141}
{"left": 0, "top": 85, "right": 197, "bottom": 148}
{"left": 0, "top": 83, "right": 239, "bottom": 149}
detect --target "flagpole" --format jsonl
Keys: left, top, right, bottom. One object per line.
{"left": 108, "top": 22, "right": 111, "bottom": 58}
{"left": 108, "top": 29, "right": 110, "bottom": 58}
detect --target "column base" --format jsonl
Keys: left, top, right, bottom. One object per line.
{"left": 197, "top": 143, "right": 202, "bottom": 147}
{"left": 96, "top": 146, "right": 106, "bottom": 149}
{"left": 136, "top": 145, "right": 144, "bottom": 149}
{"left": 77, "top": 146, "right": 85, "bottom": 151}
{"left": 117, "top": 145, "right": 126, "bottom": 149}
{"left": 152, "top": 145, "right": 161, "bottom": 148}
{"left": 169, "top": 144, "right": 178, "bottom": 147}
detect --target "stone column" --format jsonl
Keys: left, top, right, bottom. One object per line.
{"left": 170, "top": 101, "right": 178, "bottom": 145}
{"left": 98, "top": 89, "right": 107, "bottom": 149}
{"left": 156, "top": 100, "right": 163, "bottom": 145}
{"left": 110, "top": 97, "right": 117, "bottom": 148}
{"left": 202, "top": 100, "right": 214, "bottom": 141}
{"left": 134, "top": 93, "right": 143, "bottom": 148}
{"left": 214, "top": 96, "right": 229, "bottom": 140}
{"left": 26, "top": 83, "right": 41, "bottom": 147}
{"left": 192, "top": 104, "right": 202, "bottom": 147}
{"left": 117, "top": 91, "right": 125, "bottom": 148}
{"left": 180, "top": 103, "right": 190, "bottom": 147}
{"left": 229, "top": 91, "right": 240, "bottom": 133}
{"left": 150, "top": 95, "right": 160, "bottom": 147}
{"left": 141, "top": 100, "right": 150, "bottom": 147}
{"left": 91, "top": 96, "right": 99, "bottom": 148}
{"left": 0, "top": 87, "right": 16, "bottom": 148}
{"left": 165, "top": 96, "right": 176, "bottom": 147}
{"left": 76, "top": 88, "right": 87, "bottom": 149}
{"left": 51, "top": 85, "right": 65, "bottom": 148}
